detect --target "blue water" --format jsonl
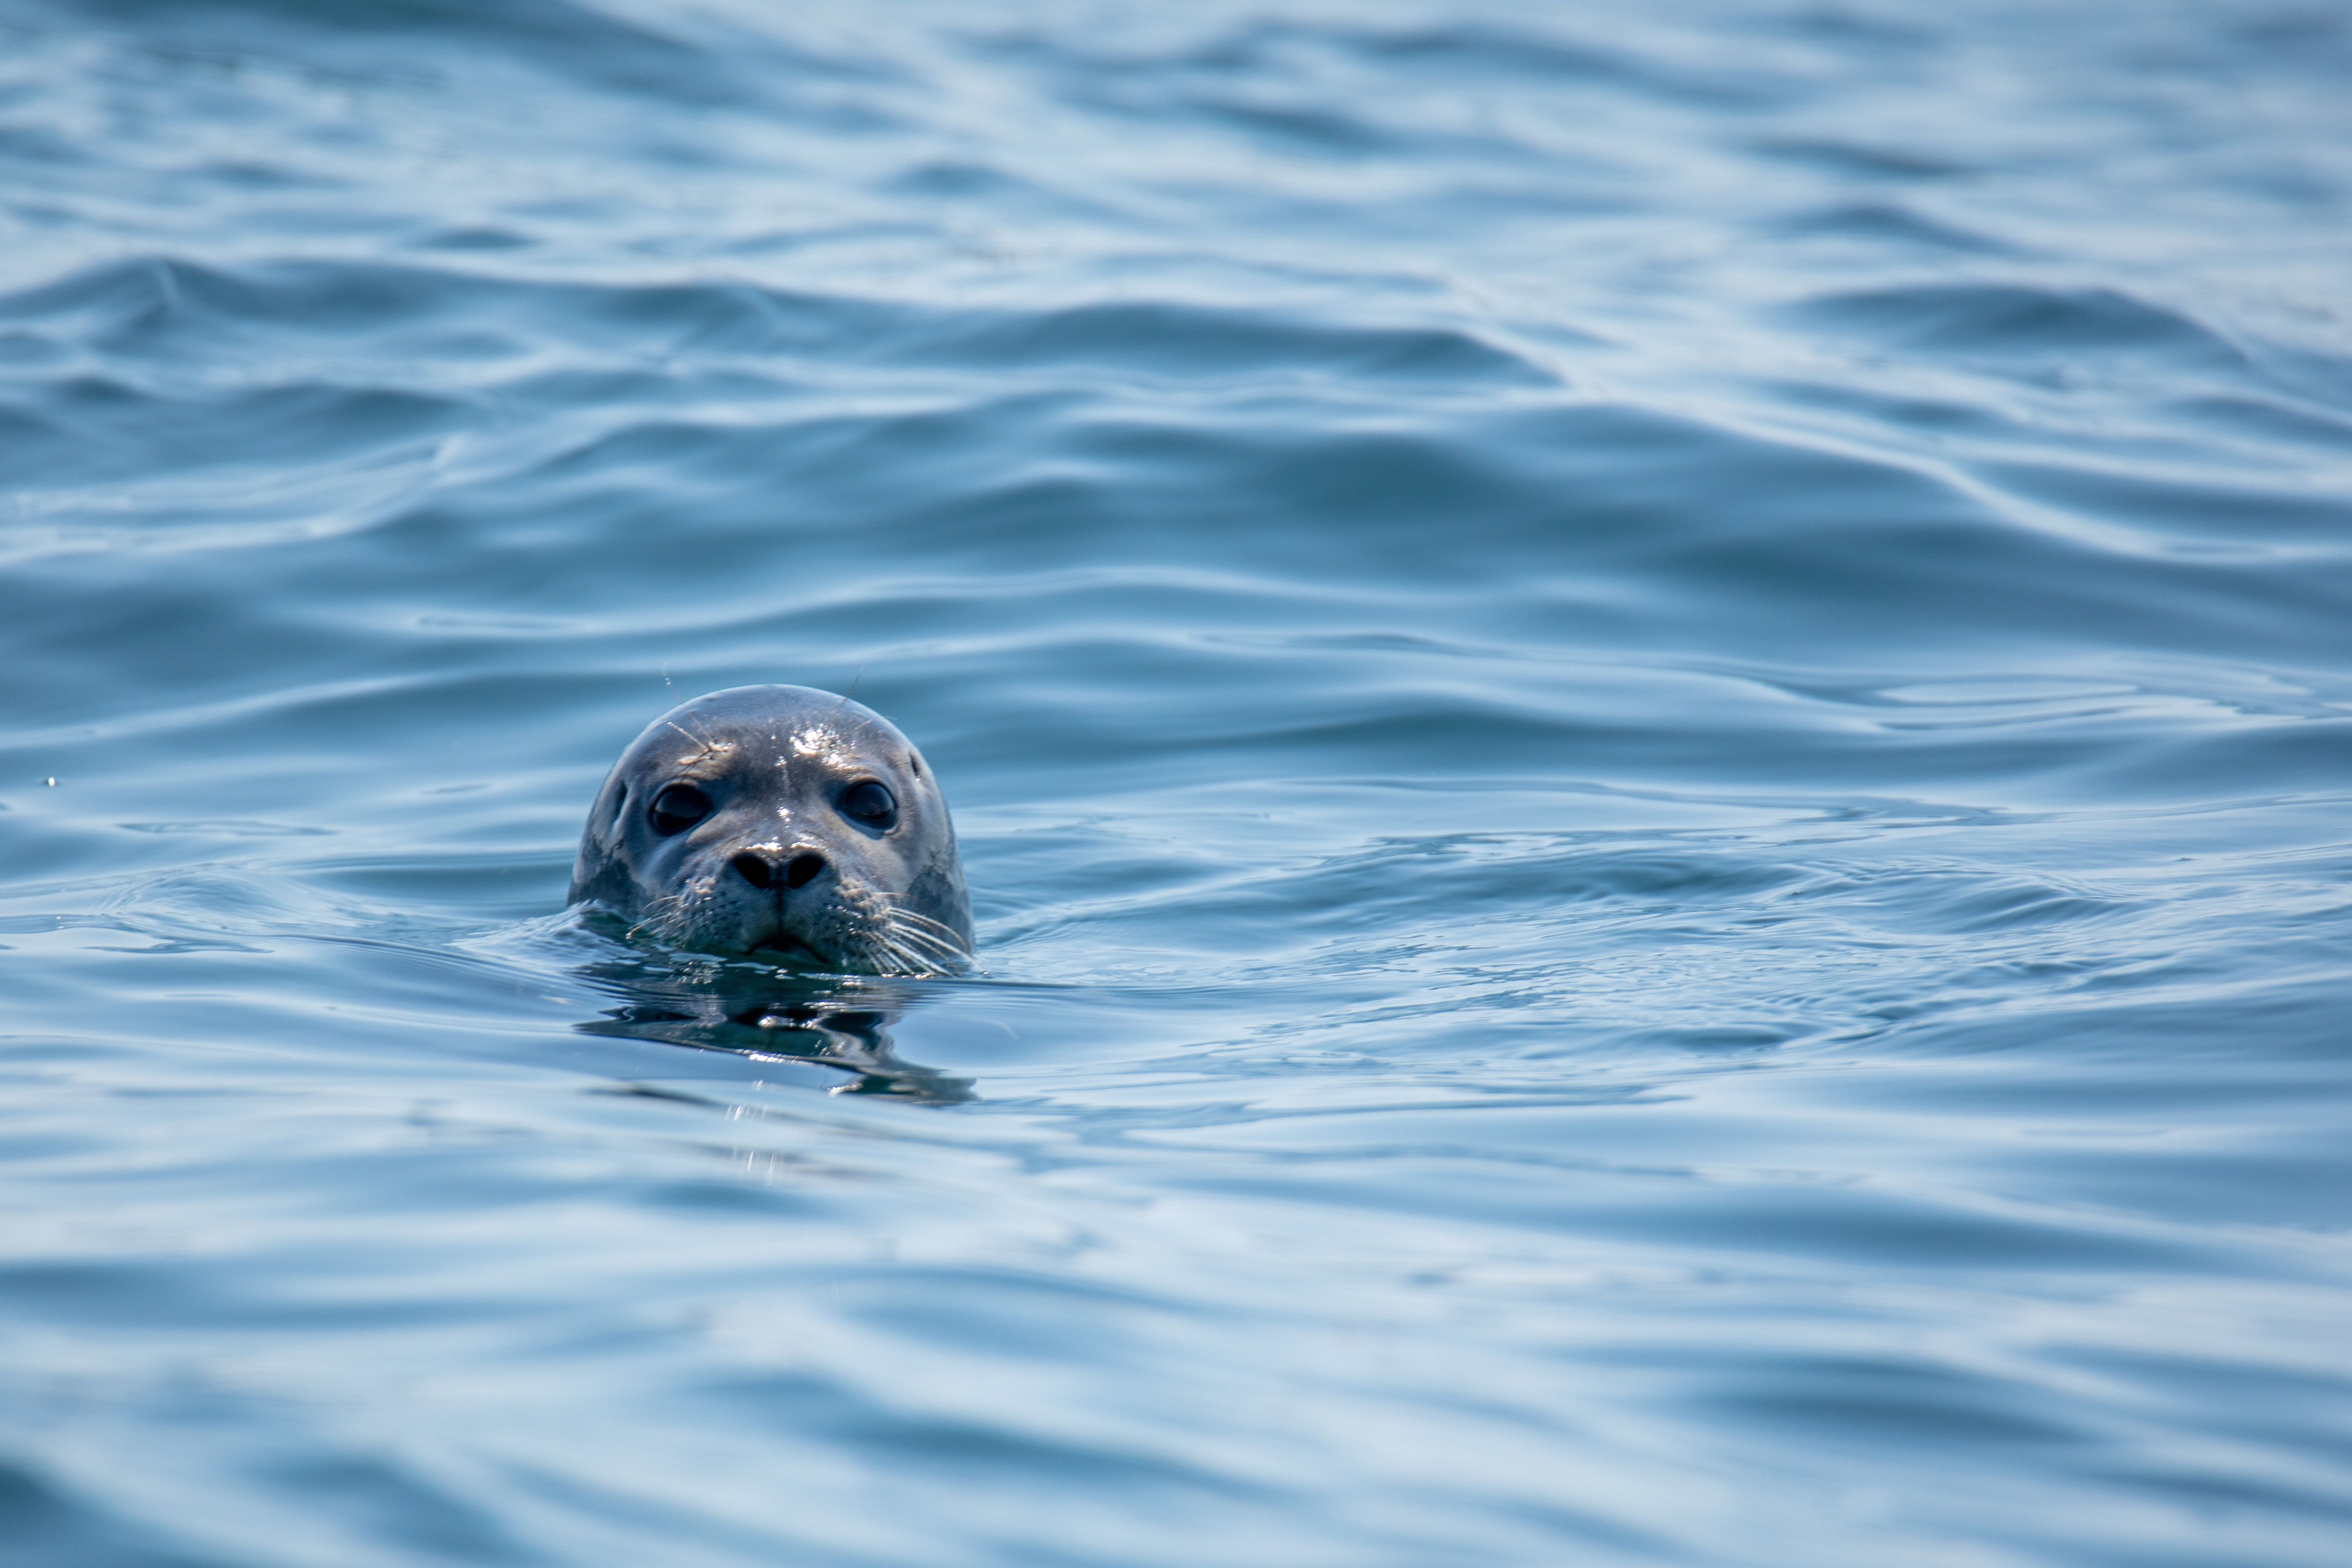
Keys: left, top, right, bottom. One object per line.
{"left": 5, "top": 1, "right": 2352, "bottom": 1563}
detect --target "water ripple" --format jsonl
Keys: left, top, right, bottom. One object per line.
{"left": 5, "top": 1, "right": 2352, "bottom": 1565}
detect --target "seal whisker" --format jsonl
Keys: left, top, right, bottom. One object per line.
{"left": 663, "top": 720, "right": 722, "bottom": 762}
{"left": 897, "top": 939, "right": 967, "bottom": 968}
{"left": 881, "top": 907, "right": 959, "bottom": 943}
{"left": 878, "top": 920, "right": 964, "bottom": 964}
{"left": 881, "top": 902, "right": 966, "bottom": 939}
{"left": 628, "top": 897, "right": 683, "bottom": 945}
{"left": 888, "top": 937, "right": 963, "bottom": 971}
{"left": 879, "top": 909, "right": 971, "bottom": 959}
{"left": 858, "top": 933, "right": 924, "bottom": 977}
{"left": 862, "top": 927, "right": 947, "bottom": 976}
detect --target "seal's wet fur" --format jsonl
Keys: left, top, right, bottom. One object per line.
{"left": 570, "top": 686, "right": 971, "bottom": 974}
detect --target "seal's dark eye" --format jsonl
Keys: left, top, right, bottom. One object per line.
{"left": 648, "top": 783, "right": 713, "bottom": 837}
{"left": 837, "top": 780, "right": 896, "bottom": 830}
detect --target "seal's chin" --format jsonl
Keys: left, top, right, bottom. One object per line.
{"left": 748, "top": 933, "right": 825, "bottom": 964}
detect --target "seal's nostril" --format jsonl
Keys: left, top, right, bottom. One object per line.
{"left": 785, "top": 852, "right": 826, "bottom": 890}
{"left": 731, "top": 852, "right": 776, "bottom": 890}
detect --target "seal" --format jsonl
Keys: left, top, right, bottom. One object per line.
{"left": 568, "top": 685, "right": 972, "bottom": 974}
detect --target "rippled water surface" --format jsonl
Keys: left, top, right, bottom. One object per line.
{"left": 6, "top": 2, "right": 2352, "bottom": 1563}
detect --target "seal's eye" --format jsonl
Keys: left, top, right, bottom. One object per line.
{"left": 837, "top": 780, "right": 896, "bottom": 830}
{"left": 648, "top": 782, "right": 713, "bottom": 837}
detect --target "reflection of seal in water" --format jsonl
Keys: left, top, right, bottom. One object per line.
{"left": 576, "top": 965, "right": 973, "bottom": 1103}
{"left": 568, "top": 685, "right": 973, "bottom": 974}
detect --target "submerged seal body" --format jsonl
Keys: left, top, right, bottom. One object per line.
{"left": 569, "top": 685, "right": 972, "bottom": 974}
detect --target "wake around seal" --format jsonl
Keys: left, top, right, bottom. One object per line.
{"left": 568, "top": 686, "right": 972, "bottom": 974}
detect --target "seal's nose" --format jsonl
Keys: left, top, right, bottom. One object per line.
{"left": 732, "top": 849, "right": 827, "bottom": 892}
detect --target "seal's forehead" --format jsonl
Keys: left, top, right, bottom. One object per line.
{"left": 624, "top": 685, "right": 913, "bottom": 772}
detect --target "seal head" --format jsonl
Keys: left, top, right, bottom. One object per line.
{"left": 568, "top": 685, "right": 971, "bottom": 974}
